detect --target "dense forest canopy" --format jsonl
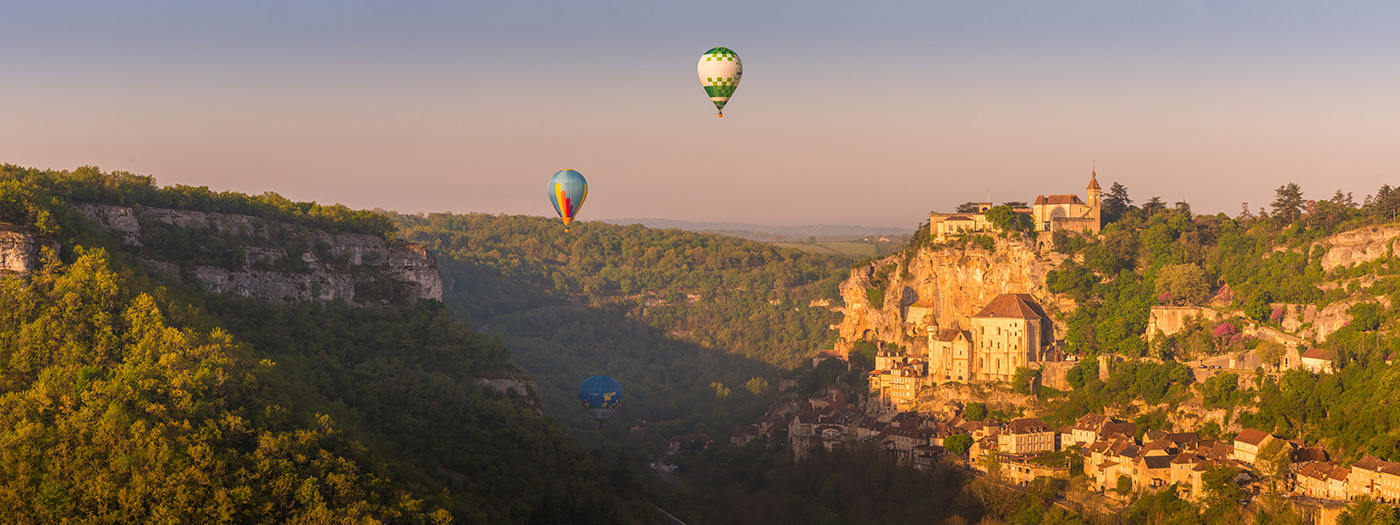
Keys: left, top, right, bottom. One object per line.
{"left": 0, "top": 166, "right": 654, "bottom": 523}
{"left": 1, "top": 164, "right": 394, "bottom": 239}
{"left": 388, "top": 212, "right": 854, "bottom": 455}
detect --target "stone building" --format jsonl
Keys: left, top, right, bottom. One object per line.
{"left": 927, "top": 293, "right": 1055, "bottom": 383}
{"left": 927, "top": 171, "right": 1103, "bottom": 241}
{"left": 1030, "top": 172, "right": 1102, "bottom": 234}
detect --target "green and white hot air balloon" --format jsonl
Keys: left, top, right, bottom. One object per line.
{"left": 697, "top": 47, "right": 742, "bottom": 117}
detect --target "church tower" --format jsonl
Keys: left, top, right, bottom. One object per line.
{"left": 1086, "top": 169, "right": 1102, "bottom": 229}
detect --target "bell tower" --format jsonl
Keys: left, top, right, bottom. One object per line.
{"left": 1086, "top": 169, "right": 1102, "bottom": 229}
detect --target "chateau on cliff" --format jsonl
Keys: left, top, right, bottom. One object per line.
{"left": 869, "top": 293, "right": 1057, "bottom": 409}
{"left": 928, "top": 171, "right": 1103, "bottom": 240}
{"left": 928, "top": 293, "right": 1055, "bottom": 383}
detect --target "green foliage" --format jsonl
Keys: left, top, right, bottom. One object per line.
{"left": 1338, "top": 497, "right": 1400, "bottom": 525}
{"left": 944, "top": 433, "right": 973, "bottom": 456}
{"left": 1, "top": 164, "right": 395, "bottom": 238}
{"left": 1012, "top": 366, "right": 1040, "bottom": 395}
{"left": 1155, "top": 263, "right": 1210, "bottom": 305}
{"left": 964, "top": 402, "right": 988, "bottom": 421}
{"left": 1347, "top": 302, "right": 1383, "bottom": 331}
{"left": 0, "top": 249, "right": 442, "bottom": 522}
{"left": 391, "top": 212, "right": 846, "bottom": 370}
{"left": 865, "top": 286, "right": 885, "bottom": 307}
{"left": 985, "top": 205, "right": 1033, "bottom": 236}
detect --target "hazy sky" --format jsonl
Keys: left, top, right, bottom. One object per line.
{"left": 4, "top": 1, "right": 1398, "bottom": 228}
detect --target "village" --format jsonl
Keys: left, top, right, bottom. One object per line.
{"left": 715, "top": 174, "right": 1384, "bottom": 524}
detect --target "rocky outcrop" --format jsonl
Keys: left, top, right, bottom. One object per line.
{"left": 0, "top": 224, "right": 59, "bottom": 276}
{"left": 1317, "top": 225, "right": 1400, "bottom": 271}
{"left": 72, "top": 203, "right": 442, "bottom": 304}
{"left": 836, "top": 236, "right": 1069, "bottom": 354}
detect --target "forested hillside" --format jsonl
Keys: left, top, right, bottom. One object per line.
{"left": 0, "top": 165, "right": 654, "bottom": 523}
{"left": 1039, "top": 182, "right": 1400, "bottom": 463}
{"left": 391, "top": 212, "right": 851, "bottom": 450}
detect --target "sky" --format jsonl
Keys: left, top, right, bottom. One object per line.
{"left": 3, "top": 1, "right": 1398, "bottom": 228}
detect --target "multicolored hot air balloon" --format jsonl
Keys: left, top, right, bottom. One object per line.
{"left": 697, "top": 47, "right": 742, "bottom": 117}
{"left": 578, "top": 375, "right": 623, "bottom": 427}
{"left": 547, "top": 169, "right": 588, "bottom": 232}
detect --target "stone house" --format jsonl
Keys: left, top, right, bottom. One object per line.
{"left": 998, "top": 418, "right": 1056, "bottom": 455}
{"left": 1232, "top": 428, "right": 1275, "bottom": 465}
{"left": 1301, "top": 348, "right": 1336, "bottom": 374}
{"left": 1062, "top": 414, "right": 1136, "bottom": 449}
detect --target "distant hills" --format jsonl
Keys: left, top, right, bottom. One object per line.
{"left": 600, "top": 218, "right": 913, "bottom": 242}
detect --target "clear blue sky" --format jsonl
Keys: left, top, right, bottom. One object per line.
{"left": 4, "top": 1, "right": 1397, "bottom": 227}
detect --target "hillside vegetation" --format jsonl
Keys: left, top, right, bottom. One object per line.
{"left": 0, "top": 165, "right": 653, "bottom": 523}
{"left": 390, "top": 212, "right": 852, "bottom": 450}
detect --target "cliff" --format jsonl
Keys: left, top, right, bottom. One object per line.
{"left": 836, "top": 235, "right": 1070, "bottom": 355}
{"left": 1316, "top": 224, "right": 1400, "bottom": 271}
{"left": 71, "top": 203, "right": 442, "bottom": 304}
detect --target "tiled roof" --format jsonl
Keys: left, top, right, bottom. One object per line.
{"left": 1302, "top": 348, "right": 1336, "bottom": 360}
{"left": 932, "top": 329, "right": 968, "bottom": 342}
{"left": 1235, "top": 429, "right": 1272, "bottom": 446}
{"left": 972, "top": 294, "right": 1050, "bottom": 320}
{"left": 1007, "top": 418, "right": 1052, "bottom": 434}
{"left": 1144, "top": 455, "right": 1174, "bottom": 469}
{"left": 1037, "top": 194, "right": 1085, "bottom": 206}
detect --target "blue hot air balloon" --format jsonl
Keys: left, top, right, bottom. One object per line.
{"left": 547, "top": 169, "right": 588, "bottom": 232}
{"left": 578, "top": 375, "right": 623, "bottom": 427}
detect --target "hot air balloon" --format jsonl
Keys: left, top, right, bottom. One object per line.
{"left": 547, "top": 169, "right": 588, "bottom": 232}
{"left": 697, "top": 47, "right": 742, "bottom": 117}
{"left": 578, "top": 375, "right": 623, "bottom": 427}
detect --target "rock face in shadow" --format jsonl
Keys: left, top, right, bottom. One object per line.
{"left": 71, "top": 203, "right": 442, "bottom": 304}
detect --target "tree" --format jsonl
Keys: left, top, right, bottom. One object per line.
{"left": 956, "top": 202, "right": 983, "bottom": 213}
{"left": 964, "top": 402, "right": 988, "bottom": 421}
{"left": 1338, "top": 497, "right": 1400, "bottom": 525}
{"left": 1365, "top": 184, "right": 1400, "bottom": 221}
{"left": 1200, "top": 465, "right": 1243, "bottom": 510}
{"left": 1255, "top": 438, "right": 1291, "bottom": 494}
{"left": 1115, "top": 475, "right": 1134, "bottom": 499}
{"left": 1257, "top": 341, "right": 1286, "bottom": 371}
{"left": 985, "top": 205, "right": 1033, "bottom": 236}
{"left": 944, "top": 433, "right": 973, "bottom": 456}
{"left": 1012, "top": 367, "right": 1041, "bottom": 395}
{"left": 1102, "top": 182, "right": 1132, "bottom": 224}
{"left": 1347, "top": 302, "right": 1383, "bottom": 332}
{"left": 1271, "top": 182, "right": 1305, "bottom": 224}
{"left": 1142, "top": 197, "right": 1167, "bottom": 216}
{"left": 1001, "top": 201, "right": 1028, "bottom": 209}
{"left": 1154, "top": 264, "right": 1209, "bottom": 306}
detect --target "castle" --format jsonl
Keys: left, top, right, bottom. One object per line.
{"left": 869, "top": 293, "right": 1057, "bottom": 409}
{"left": 927, "top": 171, "right": 1103, "bottom": 240}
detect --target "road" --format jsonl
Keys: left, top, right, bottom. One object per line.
{"left": 649, "top": 459, "right": 683, "bottom": 488}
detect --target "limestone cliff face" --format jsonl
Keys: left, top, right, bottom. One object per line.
{"left": 836, "top": 236, "right": 1070, "bottom": 355}
{"left": 0, "top": 226, "right": 42, "bottom": 275}
{"left": 1317, "top": 225, "right": 1400, "bottom": 271}
{"left": 0, "top": 224, "right": 61, "bottom": 276}
{"left": 72, "top": 203, "right": 442, "bottom": 304}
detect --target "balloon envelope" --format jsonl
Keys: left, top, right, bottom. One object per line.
{"left": 547, "top": 169, "right": 588, "bottom": 231}
{"left": 697, "top": 47, "right": 742, "bottom": 117}
{"left": 578, "top": 375, "right": 623, "bottom": 423}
